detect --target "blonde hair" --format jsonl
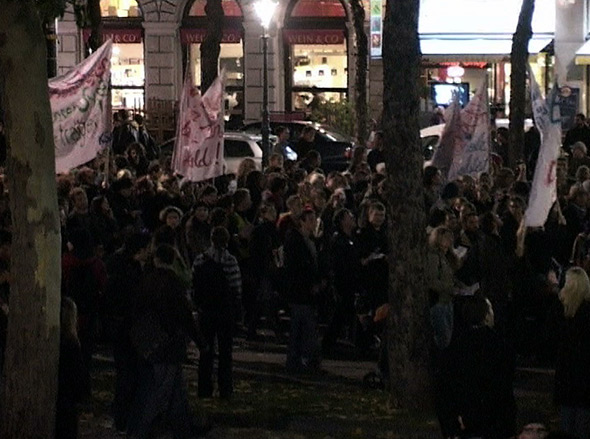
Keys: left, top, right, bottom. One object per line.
{"left": 560, "top": 267, "right": 590, "bottom": 318}
{"left": 61, "top": 297, "right": 79, "bottom": 343}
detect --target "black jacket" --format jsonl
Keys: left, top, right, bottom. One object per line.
{"left": 554, "top": 301, "right": 590, "bottom": 408}
{"left": 330, "top": 230, "right": 360, "bottom": 299}
{"left": 284, "top": 229, "right": 320, "bottom": 305}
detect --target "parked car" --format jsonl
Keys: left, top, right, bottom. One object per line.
{"left": 241, "top": 120, "right": 354, "bottom": 171}
{"left": 421, "top": 118, "right": 534, "bottom": 166}
{"left": 158, "top": 132, "right": 283, "bottom": 176}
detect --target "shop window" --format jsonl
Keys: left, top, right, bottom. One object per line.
{"left": 100, "top": 0, "right": 141, "bottom": 17}
{"left": 188, "top": 0, "right": 242, "bottom": 17}
{"left": 111, "top": 43, "right": 145, "bottom": 110}
{"left": 291, "top": 0, "right": 345, "bottom": 17}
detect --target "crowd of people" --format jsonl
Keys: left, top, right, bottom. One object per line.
{"left": 0, "top": 108, "right": 590, "bottom": 438}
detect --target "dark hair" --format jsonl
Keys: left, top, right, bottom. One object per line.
{"left": 423, "top": 166, "right": 440, "bottom": 186}
{"left": 480, "top": 211, "right": 498, "bottom": 235}
{"left": 462, "top": 293, "right": 490, "bottom": 327}
{"left": 429, "top": 208, "right": 448, "bottom": 228}
{"left": 154, "top": 244, "right": 176, "bottom": 266}
{"left": 125, "top": 232, "right": 151, "bottom": 256}
{"left": 211, "top": 226, "right": 230, "bottom": 248}
{"left": 333, "top": 208, "right": 352, "bottom": 229}
{"left": 441, "top": 182, "right": 460, "bottom": 200}
{"left": 275, "top": 125, "right": 288, "bottom": 136}
{"left": 209, "top": 207, "right": 228, "bottom": 228}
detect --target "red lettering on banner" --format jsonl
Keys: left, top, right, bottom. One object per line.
{"left": 83, "top": 29, "right": 142, "bottom": 44}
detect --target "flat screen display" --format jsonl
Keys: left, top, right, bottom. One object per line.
{"left": 431, "top": 82, "right": 470, "bottom": 107}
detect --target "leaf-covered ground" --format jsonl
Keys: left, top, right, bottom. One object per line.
{"left": 80, "top": 343, "right": 557, "bottom": 439}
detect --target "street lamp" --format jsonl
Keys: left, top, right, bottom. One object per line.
{"left": 254, "top": 0, "right": 278, "bottom": 167}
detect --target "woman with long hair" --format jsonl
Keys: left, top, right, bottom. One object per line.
{"left": 555, "top": 267, "right": 590, "bottom": 439}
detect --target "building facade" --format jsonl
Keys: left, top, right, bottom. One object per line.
{"left": 55, "top": 0, "right": 590, "bottom": 133}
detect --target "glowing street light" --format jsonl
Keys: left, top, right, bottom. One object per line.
{"left": 254, "top": 0, "right": 278, "bottom": 166}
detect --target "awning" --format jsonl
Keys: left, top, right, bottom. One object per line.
{"left": 575, "top": 39, "right": 590, "bottom": 65}
{"left": 420, "top": 36, "right": 553, "bottom": 63}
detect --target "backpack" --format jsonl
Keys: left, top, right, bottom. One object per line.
{"left": 193, "top": 256, "right": 232, "bottom": 310}
{"left": 64, "top": 262, "right": 100, "bottom": 316}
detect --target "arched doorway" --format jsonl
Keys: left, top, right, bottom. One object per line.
{"left": 181, "top": 0, "right": 244, "bottom": 125}
{"left": 97, "top": 0, "right": 145, "bottom": 110}
{"left": 283, "top": 0, "right": 349, "bottom": 113}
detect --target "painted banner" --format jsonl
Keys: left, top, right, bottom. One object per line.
{"left": 49, "top": 40, "right": 112, "bottom": 174}
{"left": 172, "top": 72, "right": 225, "bottom": 182}
{"left": 431, "top": 80, "right": 489, "bottom": 180}
{"left": 525, "top": 70, "right": 562, "bottom": 227}
{"left": 556, "top": 85, "right": 580, "bottom": 132}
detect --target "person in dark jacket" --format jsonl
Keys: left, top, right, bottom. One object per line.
{"left": 554, "top": 267, "right": 590, "bottom": 439}
{"left": 322, "top": 208, "right": 360, "bottom": 353}
{"left": 284, "top": 207, "right": 322, "bottom": 373}
{"left": 445, "top": 294, "right": 516, "bottom": 439}
{"left": 127, "top": 244, "right": 206, "bottom": 439}
{"left": 248, "top": 203, "right": 281, "bottom": 340}
{"left": 56, "top": 298, "right": 90, "bottom": 439}
{"left": 104, "top": 233, "right": 151, "bottom": 432}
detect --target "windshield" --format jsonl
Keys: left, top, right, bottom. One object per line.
{"left": 315, "top": 124, "right": 352, "bottom": 142}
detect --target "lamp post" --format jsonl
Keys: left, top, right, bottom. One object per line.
{"left": 254, "top": 0, "right": 278, "bottom": 167}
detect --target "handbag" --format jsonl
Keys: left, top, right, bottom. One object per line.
{"left": 129, "top": 311, "right": 172, "bottom": 363}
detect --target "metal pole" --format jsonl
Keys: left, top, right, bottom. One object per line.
{"left": 261, "top": 29, "right": 270, "bottom": 167}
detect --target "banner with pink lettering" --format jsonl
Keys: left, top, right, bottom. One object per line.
{"left": 172, "top": 72, "right": 225, "bottom": 182}
{"left": 49, "top": 40, "right": 112, "bottom": 174}
{"left": 525, "top": 69, "right": 562, "bottom": 228}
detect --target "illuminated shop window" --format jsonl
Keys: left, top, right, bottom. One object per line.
{"left": 286, "top": 0, "right": 348, "bottom": 111}
{"left": 110, "top": 43, "right": 145, "bottom": 110}
{"left": 188, "top": 0, "right": 243, "bottom": 17}
{"left": 100, "top": 0, "right": 141, "bottom": 17}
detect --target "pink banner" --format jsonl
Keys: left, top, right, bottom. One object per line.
{"left": 180, "top": 28, "right": 243, "bottom": 44}
{"left": 172, "top": 73, "right": 225, "bottom": 182}
{"left": 49, "top": 41, "right": 113, "bottom": 173}
{"left": 283, "top": 29, "right": 345, "bottom": 45}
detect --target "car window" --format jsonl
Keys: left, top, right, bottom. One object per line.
{"left": 422, "top": 135, "right": 439, "bottom": 160}
{"left": 316, "top": 125, "right": 351, "bottom": 142}
{"left": 225, "top": 139, "right": 254, "bottom": 158}
{"left": 243, "top": 123, "right": 261, "bottom": 135}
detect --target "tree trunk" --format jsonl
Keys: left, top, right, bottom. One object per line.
{"left": 87, "top": 0, "right": 103, "bottom": 53}
{"left": 382, "top": 0, "right": 431, "bottom": 409}
{"left": 0, "top": 2, "right": 62, "bottom": 438}
{"left": 350, "top": 0, "right": 368, "bottom": 145}
{"left": 201, "top": 0, "right": 224, "bottom": 93}
{"left": 508, "top": 0, "right": 535, "bottom": 169}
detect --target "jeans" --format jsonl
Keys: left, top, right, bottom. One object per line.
{"left": 198, "top": 311, "right": 234, "bottom": 398}
{"left": 286, "top": 304, "right": 320, "bottom": 372}
{"left": 561, "top": 406, "right": 590, "bottom": 439}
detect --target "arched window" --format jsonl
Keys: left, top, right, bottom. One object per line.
{"left": 95, "top": 0, "right": 144, "bottom": 110}
{"left": 284, "top": 0, "right": 348, "bottom": 112}
{"left": 182, "top": 0, "right": 245, "bottom": 126}
{"left": 100, "top": 0, "right": 141, "bottom": 18}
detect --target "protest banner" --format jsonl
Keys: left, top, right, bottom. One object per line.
{"left": 49, "top": 40, "right": 112, "bottom": 173}
{"left": 525, "top": 70, "right": 562, "bottom": 228}
{"left": 172, "top": 72, "right": 225, "bottom": 182}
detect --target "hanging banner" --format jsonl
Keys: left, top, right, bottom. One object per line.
{"left": 172, "top": 72, "right": 225, "bottom": 182}
{"left": 370, "top": 0, "right": 383, "bottom": 58}
{"left": 556, "top": 85, "right": 580, "bottom": 132}
{"left": 525, "top": 70, "right": 562, "bottom": 228}
{"left": 49, "top": 40, "right": 113, "bottom": 174}
{"left": 431, "top": 79, "right": 490, "bottom": 180}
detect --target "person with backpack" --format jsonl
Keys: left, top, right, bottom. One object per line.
{"left": 192, "top": 226, "right": 242, "bottom": 399}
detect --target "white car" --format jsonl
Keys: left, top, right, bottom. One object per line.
{"left": 420, "top": 118, "right": 534, "bottom": 167}
{"left": 223, "top": 132, "right": 295, "bottom": 175}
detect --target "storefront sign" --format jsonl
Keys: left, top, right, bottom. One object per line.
{"left": 180, "top": 29, "right": 243, "bottom": 44}
{"left": 283, "top": 30, "right": 345, "bottom": 45}
{"left": 556, "top": 86, "right": 580, "bottom": 131}
{"left": 83, "top": 28, "right": 143, "bottom": 44}
{"left": 370, "top": 0, "right": 383, "bottom": 58}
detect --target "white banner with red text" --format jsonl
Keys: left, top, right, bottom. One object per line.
{"left": 525, "top": 69, "right": 562, "bottom": 228}
{"left": 49, "top": 40, "right": 113, "bottom": 174}
{"left": 172, "top": 72, "right": 225, "bottom": 182}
